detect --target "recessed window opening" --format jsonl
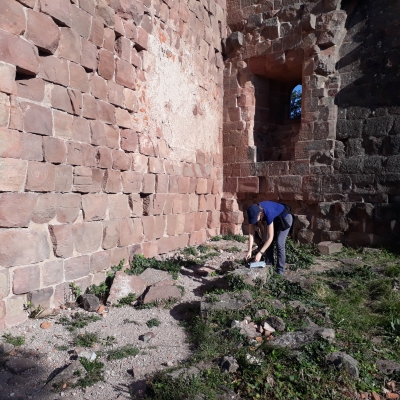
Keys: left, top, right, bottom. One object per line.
{"left": 290, "top": 84, "right": 302, "bottom": 120}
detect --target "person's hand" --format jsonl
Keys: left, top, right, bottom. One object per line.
{"left": 254, "top": 252, "right": 262, "bottom": 262}
{"left": 246, "top": 251, "right": 252, "bottom": 261}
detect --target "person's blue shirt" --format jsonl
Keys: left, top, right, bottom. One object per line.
{"left": 259, "top": 201, "right": 285, "bottom": 225}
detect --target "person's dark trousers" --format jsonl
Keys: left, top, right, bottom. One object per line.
{"left": 264, "top": 214, "right": 293, "bottom": 275}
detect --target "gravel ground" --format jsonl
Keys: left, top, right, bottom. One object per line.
{"left": 0, "top": 240, "right": 249, "bottom": 400}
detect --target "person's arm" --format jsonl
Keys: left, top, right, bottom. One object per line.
{"left": 254, "top": 222, "right": 274, "bottom": 262}
{"left": 246, "top": 224, "right": 255, "bottom": 260}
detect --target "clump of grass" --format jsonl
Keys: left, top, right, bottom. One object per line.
{"left": 225, "top": 246, "right": 241, "bottom": 253}
{"left": 210, "top": 235, "right": 222, "bottom": 242}
{"left": 115, "top": 293, "right": 136, "bottom": 307}
{"left": 182, "top": 246, "right": 198, "bottom": 257}
{"left": 58, "top": 312, "right": 101, "bottom": 331}
{"left": 146, "top": 318, "right": 161, "bottom": 328}
{"left": 286, "top": 237, "right": 316, "bottom": 270}
{"left": 107, "top": 344, "right": 139, "bottom": 360}
{"left": 77, "top": 358, "right": 104, "bottom": 388}
{"left": 3, "top": 333, "right": 25, "bottom": 346}
{"left": 55, "top": 345, "right": 69, "bottom": 351}
{"left": 75, "top": 332, "right": 99, "bottom": 348}
{"left": 222, "top": 234, "right": 247, "bottom": 243}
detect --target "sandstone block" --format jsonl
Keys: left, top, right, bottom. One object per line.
{"left": 66, "top": 141, "right": 82, "bottom": 166}
{"left": 0, "top": 29, "right": 39, "bottom": 75}
{"left": 109, "top": 194, "right": 131, "bottom": 219}
{"left": 38, "top": 56, "right": 69, "bottom": 86}
{"left": 142, "top": 241, "right": 158, "bottom": 258}
{"left": 17, "top": 78, "right": 45, "bottom": 102}
{"left": 112, "top": 149, "right": 131, "bottom": 171}
{"left": 0, "top": 268, "right": 9, "bottom": 299}
{"left": 135, "top": 27, "right": 149, "bottom": 51}
{"left": 13, "top": 265, "right": 40, "bottom": 295}
{"left": 29, "top": 287, "right": 53, "bottom": 309}
{"left": 105, "top": 125, "right": 119, "bottom": 150}
{"left": 118, "top": 218, "right": 144, "bottom": 246}
{"left": 98, "top": 49, "right": 114, "bottom": 80}
{"left": 90, "top": 74, "right": 107, "bottom": 100}
{"left": 39, "top": 0, "right": 71, "bottom": 27}
{"left": 90, "top": 250, "right": 111, "bottom": 273}
{"left": 69, "top": 62, "right": 89, "bottom": 93}
{"left": 196, "top": 178, "right": 208, "bottom": 194}
{"left": 42, "top": 259, "right": 64, "bottom": 286}
{"left": 90, "top": 17, "right": 104, "bottom": 47}
{"left": 143, "top": 174, "right": 155, "bottom": 194}
{"left": 121, "top": 129, "right": 138, "bottom": 152}
{"left": 21, "top": 102, "right": 52, "bottom": 136}
{"left": 82, "top": 193, "right": 108, "bottom": 221}
{"left": 0, "top": 92, "right": 10, "bottom": 128}
{"left": 82, "top": 94, "right": 98, "bottom": 120}
{"left": 107, "top": 271, "right": 146, "bottom": 305}
{"left": 139, "top": 135, "right": 158, "bottom": 157}
{"left": 115, "top": 107, "right": 131, "bottom": 128}
{"left": 5, "top": 295, "right": 27, "bottom": 327}
{"left": 70, "top": 4, "right": 91, "bottom": 39}
{"left": 318, "top": 241, "right": 343, "bottom": 255}
{"left": 105, "top": 169, "right": 122, "bottom": 193}
{"left": 108, "top": 80, "right": 124, "bottom": 107}
{"left": 64, "top": 255, "right": 90, "bottom": 281}
{"left": 57, "top": 193, "right": 81, "bottom": 223}
{"left": 102, "top": 220, "right": 119, "bottom": 249}
{"left": 0, "top": 62, "right": 16, "bottom": 95}
{"left": 132, "top": 153, "right": 148, "bottom": 173}
{"left": 26, "top": 161, "right": 55, "bottom": 192}
{"left": 124, "top": 89, "right": 139, "bottom": 112}
{"left": 0, "top": 127, "right": 22, "bottom": 159}
{"left": 143, "top": 285, "right": 182, "bottom": 304}
{"left": 0, "top": 0, "right": 26, "bottom": 36}
{"left": 0, "top": 229, "right": 50, "bottom": 267}
{"left": 129, "top": 194, "right": 143, "bottom": 216}
{"left": 0, "top": 193, "right": 37, "bottom": 228}
{"left": 54, "top": 110, "right": 73, "bottom": 139}
{"left": 116, "top": 59, "right": 135, "bottom": 89}
{"left": 55, "top": 164, "right": 73, "bottom": 192}
{"left": 59, "top": 28, "right": 81, "bottom": 63}
{"left": 73, "top": 221, "right": 102, "bottom": 254}
{"left": 50, "top": 224, "right": 73, "bottom": 257}
{"left": 97, "top": 100, "right": 115, "bottom": 124}
{"left": 20, "top": 132, "right": 43, "bottom": 162}
{"left": 43, "top": 137, "right": 67, "bottom": 164}
{"left": 26, "top": 9, "right": 60, "bottom": 54}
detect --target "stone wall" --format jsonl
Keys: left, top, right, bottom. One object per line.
{"left": 221, "top": 0, "right": 400, "bottom": 247}
{"left": 0, "top": 0, "right": 226, "bottom": 328}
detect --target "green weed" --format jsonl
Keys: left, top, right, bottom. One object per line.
{"left": 75, "top": 332, "right": 99, "bottom": 348}
{"left": 210, "top": 235, "right": 222, "bottom": 241}
{"left": 3, "top": 334, "right": 25, "bottom": 346}
{"left": 225, "top": 246, "right": 241, "bottom": 253}
{"left": 115, "top": 293, "right": 136, "bottom": 307}
{"left": 146, "top": 318, "right": 161, "bottom": 328}
{"left": 107, "top": 344, "right": 139, "bottom": 360}
{"left": 58, "top": 312, "right": 101, "bottom": 331}
{"left": 222, "top": 234, "right": 247, "bottom": 243}
{"left": 77, "top": 358, "right": 104, "bottom": 388}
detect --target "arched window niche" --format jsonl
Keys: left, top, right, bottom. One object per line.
{"left": 289, "top": 84, "right": 302, "bottom": 120}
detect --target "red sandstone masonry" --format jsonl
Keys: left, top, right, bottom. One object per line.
{"left": 0, "top": 0, "right": 225, "bottom": 327}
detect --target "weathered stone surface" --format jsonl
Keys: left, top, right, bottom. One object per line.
{"left": 0, "top": 230, "right": 50, "bottom": 267}
{"left": 266, "top": 316, "right": 285, "bottom": 332}
{"left": 318, "top": 241, "right": 343, "bottom": 255}
{"left": 5, "top": 358, "right": 37, "bottom": 374}
{"left": 46, "top": 361, "right": 85, "bottom": 388}
{"left": 143, "top": 285, "right": 182, "bottom": 304}
{"left": 219, "top": 356, "right": 239, "bottom": 373}
{"left": 228, "top": 267, "right": 270, "bottom": 286}
{"left": 139, "top": 268, "right": 173, "bottom": 286}
{"left": 376, "top": 359, "right": 400, "bottom": 375}
{"left": 80, "top": 294, "right": 100, "bottom": 312}
{"left": 107, "top": 271, "right": 146, "bottom": 305}
{"left": 201, "top": 290, "right": 252, "bottom": 314}
{"left": 0, "top": 193, "right": 37, "bottom": 228}
{"left": 326, "top": 352, "right": 359, "bottom": 379}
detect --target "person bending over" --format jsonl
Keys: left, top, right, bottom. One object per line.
{"left": 246, "top": 201, "right": 293, "bottom": 275}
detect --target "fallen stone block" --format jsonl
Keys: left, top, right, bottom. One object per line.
{"left": 317, "top": 241, "right": 343, "bottom": 255}
{"left": 228, "top": 267, "right": 270, "bottom": 286}
{"left": 5, "top": 357, "right": 37, "bottom": 374}
{"left": 376, "top": 359, "right": 400, "bottom": 375}
{"left": 326, "top": 351, "right": 359, "bottom": 379}
{"left": 143, "top": 285, "right": 182, "bottom": 304}
{"left": 46, "top": 360, "right": 85, "bottom": 388}
{"left": 166, "top": 366, "right": 200, "bottom": 380}
{"left": 201, "top": 290, "right": 252, "bottom": 314}
{"left": 139, "top": 268, "right": 174, "bottom": 286}
{"left": 107, "top": 271, "right": 146, "bottom": 305}
{"left": 80, "top": 293, "right": 100, "bottom": 312}
{"left": 219, "top": 356, "right": 239, "bottom": 373}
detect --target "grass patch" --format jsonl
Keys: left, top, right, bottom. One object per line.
{"left": 58, "top": 312, "right": 101, "bottom": 331}
{"left": 115, "top": 293, "right": 136, "bottom": 307}
{"left": 55, "top": 345, "right": 69, "bottom": 351}
{"left": 146, "top": 318, "right": 161, "bottom": 328}
{"left": 128, "top": 254, "right": 182, "bottom": 279}
{"left": 107, "top": 344, "right": 139, "bottom": 360}
{"left": 77, "top": 358, "right": 104, "bottom": 388}
{"left": 75, "top": 332, "right": 99, "bottom": 348}
{"left": 222, "top": 234, "right": 247, "bottom": 243}
{"left": 285, "top": 237, "right": 316, "bottom": 270}
{"left": 210, "top": 235, "right": 222, "bottom": 242}
{"left": 225, "top": 246, "right": 241, "bottom": 253}
{"left": 3, "top": 334, "right": 25, "bottom": 346}
{"left": 144, "top": 244, "right": 400, "bottom": 400}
